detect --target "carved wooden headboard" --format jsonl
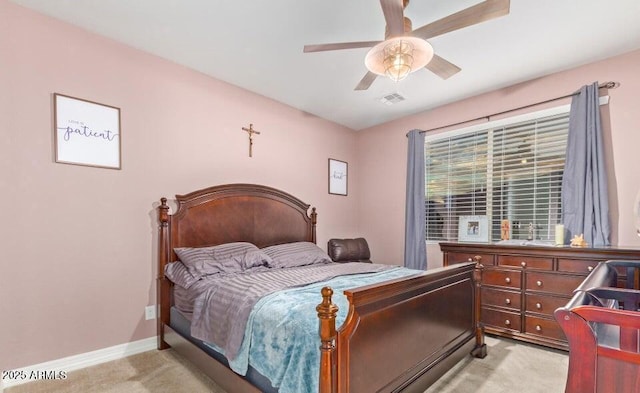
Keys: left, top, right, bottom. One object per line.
{"left": 158, "top": 183, "right": 317, "bottom": 273}
{"left": 156, "top": 184, "right": 318, "bottom": 346}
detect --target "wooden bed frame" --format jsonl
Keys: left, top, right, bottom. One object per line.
{"left": 157, "top": 183, "right": 486, "bottom": 393}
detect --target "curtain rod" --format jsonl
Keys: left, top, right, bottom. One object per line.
{"left": 412, "top": 81, "right": 619, "bottom": 136}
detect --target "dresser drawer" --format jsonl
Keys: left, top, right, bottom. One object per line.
{"left": 482, "top": 307, "right": 521, "bottom": 332}
{"left": 483, "top": 269, "right": 521, "bottom": 289}
{"left": 557, "top": 258, "right": 600, "bottom": 274}
{"left": 498, "top": 255, "right": 553, "bottom": 270}
{"left": 525, "top": 293, "right": 569, "bottom": 316}
{"left": 446, "top": 252, "right": 495, "bottom": 266}
{"left": 525, "top": 315, "right": 566, "bottom": 341}
{"left": 557, "top": 259, "right": 630, "bottom": 280}
{"left": 482, "top": 287, "right": 521, "bottom": 310}
{"left": 526, "top": 272, "right": 584, "bottom": 295}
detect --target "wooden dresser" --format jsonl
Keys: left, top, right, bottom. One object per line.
{"left": 440, "top": 242, "right": 640, "bottom": 350}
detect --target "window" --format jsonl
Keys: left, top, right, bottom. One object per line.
{"left": 425, "top": 108, "right": 570, "bottom": 242}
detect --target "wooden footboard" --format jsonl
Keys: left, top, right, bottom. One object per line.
{"left": 318, "top": 262, "right": 485, "bottom": 393}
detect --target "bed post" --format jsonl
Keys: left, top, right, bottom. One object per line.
{"left": 310, "top": 207, "right": 317, "bottom": 243}
{"left": 471, "top": 259, "right": 487, "bottom": 358}
{"left": 157, "top": 198, "right": 171, "bottom": 350}
{"left": 317, "top": 286, "right": 338, "bottom": 393}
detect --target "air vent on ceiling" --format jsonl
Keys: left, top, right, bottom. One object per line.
{"left": 379, "top": 92, "right": 406, "bottom": 105}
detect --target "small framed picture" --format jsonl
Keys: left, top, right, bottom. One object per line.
{"left": 328, "top": 158, "right": 347, "bottom": 196}
{"left": 54, "top": 93, "right": 121, "bottom": 169}
{"left": 458, "top": 215, "right": 489, "bottom": 243}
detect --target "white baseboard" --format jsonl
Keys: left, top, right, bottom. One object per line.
{"left": 1, "top": 336, "right": 157, "bottom": 390}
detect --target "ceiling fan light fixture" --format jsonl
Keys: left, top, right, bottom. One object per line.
{"left": 365, "top": 37, "right": 434, "bottom": 83}
{"left": 383, "top": 40, "right": 413, "bottom": 82}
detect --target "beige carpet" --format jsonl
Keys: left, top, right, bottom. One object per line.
{"left": 4, "top": 350, "right": 225, "bottom": 393}
{"left": 424, "top": 336, "right": 568, "bottom": 393}
{"left": 6, "top": 336, "right": 568, "bottom": 393}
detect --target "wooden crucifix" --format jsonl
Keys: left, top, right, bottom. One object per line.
{"left": 241, "top": 123, "right": 261, "bottom": 157}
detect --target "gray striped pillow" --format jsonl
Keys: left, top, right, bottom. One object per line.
{"left": 164, "top": 261, "right": 199, "bottom": 289}
{"left": 174, "top": 242, "right": 272, "bottom": 278}
{"left": 261, "top": 241, "right": 332, "bottom": 268}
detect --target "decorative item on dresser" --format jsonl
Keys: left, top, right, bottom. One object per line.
{"left": 157, "top": 184, "right": 487, "bottom": 393}
{"left": 440, "top": 242, "right": 640, "bottom": 350}
{"left": 457, "top": 215, "right": 489, "bottom": 243}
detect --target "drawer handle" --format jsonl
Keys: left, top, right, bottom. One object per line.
{"left": 588, "top": 266, "right": 594, "bottom": 272}
{"left": 505, "top": 298, "right": 511, "bottom": 305}
{"left": 536, "top": 302, "right": 542, "bottom": 310}
{"left": 535, "top": 325, "right": 542, "bottom": 332}
{"left": 505, "top": 277, "right": 511, "bottom": 284}
{"left": 521, "top": 261, "right": 527, "bottom": 267}
{"left": 468, "top": 258, "right": 473, "bottom": 262}
{"left": 505, "top": 319, "right": 511, "bottom": 326}
{"left": 536, "top": 280, "right": 543, "bottom": 287}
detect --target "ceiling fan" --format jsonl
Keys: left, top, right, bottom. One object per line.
{"left": 303, "top": 0, "right": 510, "bottom": 90}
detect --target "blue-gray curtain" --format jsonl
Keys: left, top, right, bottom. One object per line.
{"left": 404, "top": 129, "right": 427, "bottom": 270}
{"left": 561, "top": 82, "right": 611, "bottom": 246}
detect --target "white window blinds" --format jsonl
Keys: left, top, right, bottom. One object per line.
{"left": 425, "top": 111, "right": 570, "bottom": 242}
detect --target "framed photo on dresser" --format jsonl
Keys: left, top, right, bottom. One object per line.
{"left": 458, "top": 215, "right": 489, "bottom": 243}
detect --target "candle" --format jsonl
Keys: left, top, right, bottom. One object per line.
{"left": 555, "top": 224, "right": 565, "bottom": 245}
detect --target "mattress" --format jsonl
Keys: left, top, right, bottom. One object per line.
{"left": 170, "top": 306, "right": 277, "bottom": 393}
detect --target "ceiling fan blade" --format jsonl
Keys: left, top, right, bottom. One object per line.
{"left": 355, "top": 72, "right": 378, "bottom": 91}
{"left": 412, "top": 0, "right": 510, "bottom": 40}
{"left": 425, "top": 54, "right": 461, "bottom": 79}
{"left": 380, "top": 0, "right": 405, "bottom": 38}
{"left": 304, "top": 41, "right": 381, "bottom": 53}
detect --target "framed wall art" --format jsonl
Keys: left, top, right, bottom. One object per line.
{"left": 54, "top": 93, "right": 121, "bottom": 169}
{"left": 458, "top": 215, "right": 490, "bottom": 243}
{"left": 328, "top": 158, "right": 348, "bottom": 196}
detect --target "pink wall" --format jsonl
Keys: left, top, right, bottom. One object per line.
{"left": 0, "top": 1, "right": 360, "bottom": 370}
{"left": 356, "top": 49, "right": 640, "bottom": 267}
{"left": 3, "top": 0, "right": 640, "bottom": 371}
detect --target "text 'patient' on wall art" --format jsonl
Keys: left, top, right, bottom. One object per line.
{"left": 54, "top": 93, "right": 121, "bottom": 170}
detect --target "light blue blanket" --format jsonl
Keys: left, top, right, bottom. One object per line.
{"left": 204, "top": 266, "right": 420, "bottom": 393}
{"left": 193, "top": 262, "right": 393, "bottom": 360}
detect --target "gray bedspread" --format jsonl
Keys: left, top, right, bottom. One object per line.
{"left": 190, "top": 262, "right": 392, "bottom": 360}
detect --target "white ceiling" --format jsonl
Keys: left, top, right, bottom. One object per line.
{"left": 10, "top": 0, "right": 640, "bottom": 130}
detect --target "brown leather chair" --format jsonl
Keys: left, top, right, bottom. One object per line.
{"left": 327, "top": 238, "right": 372, "bottom": 263}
